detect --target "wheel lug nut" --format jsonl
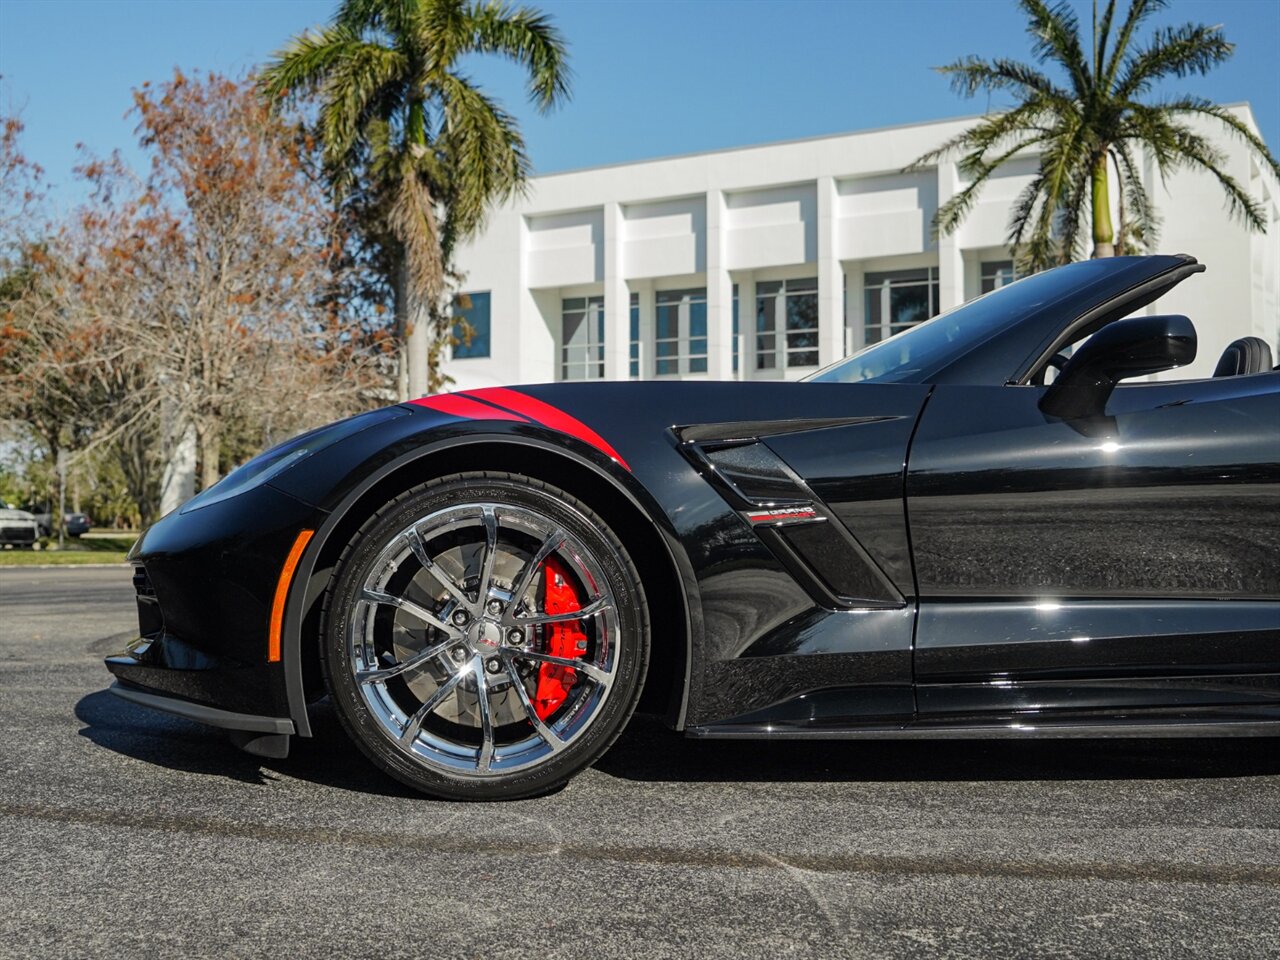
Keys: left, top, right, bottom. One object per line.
{"left": 450, "top": 647, "right": 468, "bottom": 664}
{"left": 485, "top": 658, "right": 502, "bottom": 674}
{"left": 451, "top": 609, "right": 470, "bottom": 627}
{"left": 506, "top": 628, "right": 525, "bottom": 646}
{"left": 486, "top": 599, "right": 503, "bottom": 616}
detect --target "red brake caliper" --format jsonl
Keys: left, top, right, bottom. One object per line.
{"left": 532, "top": 556, "right": 587, "bottom": 719}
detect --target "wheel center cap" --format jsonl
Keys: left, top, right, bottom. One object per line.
{"left": 469, "top": 619, "right": 502, "bottom": 649}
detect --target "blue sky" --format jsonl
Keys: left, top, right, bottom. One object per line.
{"left": 2, "top": 0, "right": 1277, "bottom": 205}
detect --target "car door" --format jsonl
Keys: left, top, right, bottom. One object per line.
{"left": 905, "top": 371, "right": 1280, "bottom": 721}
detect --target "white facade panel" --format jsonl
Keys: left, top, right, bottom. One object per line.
{"left": 623, "top": 196, "right": 705, "bottom": 278}
{"left": 525, "top": 209, "right": 603, "bottom": 288}
{"left": 724, "top": 184, "right": 817, "bottom": 269}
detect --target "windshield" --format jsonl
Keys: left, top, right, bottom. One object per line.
{"left": 807, "top": 262, "right": 1111, "bottom": 384}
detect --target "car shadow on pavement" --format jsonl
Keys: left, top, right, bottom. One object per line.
{"left": 75, "top": 689, "right": 420, "bottom": 798}
{"left": 595, "top": 714, "right": 1280, "bottom": 784}
{"left": 79, "top": 687, "right": 1280, "bottom": 796}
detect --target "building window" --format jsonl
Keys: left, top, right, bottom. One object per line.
{"left": 654, "top": 288, "right": 708, "bottom": 376}
{"left": 629, "top": 293, "right": 640, "bottom": 379}
{"left": 732, "top": 285, "right": 740, "bottom": 375}
{"left": 756, "top": 277, "right": 818, "bottom": 370}
{"left": 561, "top": 295, "right": 605, "bottom": 380}
{"left": 452, "top": 291, "right": 491, "bottom": 359}
{"left": 864, "top": 268, "right": 939, "bottom": 344}
{"left": 980, "top": 260, "right": 1020, "bottom": 294}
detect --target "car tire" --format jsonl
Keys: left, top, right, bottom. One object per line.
{"left": 321, "top": 472, "right": 650, "bottom": 801}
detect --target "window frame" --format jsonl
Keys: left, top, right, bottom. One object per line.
{"left": 653, "top": 287, "right": 709, "bottom": 378}
{"left": 863, "top": 267, "right": 940, "bottom": 345}
{"left": 755, "top": 277, "right": 820, "bottom": 372}
{"left": 560, "top": 294, "right": 606, "bottom": 381}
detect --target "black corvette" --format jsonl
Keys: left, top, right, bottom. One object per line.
{"left": 106, "top": 254, "right": 1280, "bottom": 800}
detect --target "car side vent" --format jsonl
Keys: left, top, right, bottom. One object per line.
{"left": 702, "top": 442, "right": 808, "bottom": 506}
{"left": 695, "top": 440, "right": 903, "bottom": 609}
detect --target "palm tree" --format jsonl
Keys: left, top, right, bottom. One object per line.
{"left": 260, "top": 0, "right": 570, "bottom": 399}
{"left": 911, "top": 0, "right": 1280, "bottom": 270}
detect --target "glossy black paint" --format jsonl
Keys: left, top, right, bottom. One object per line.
{"left": 907, "top": 375, "right": 1280, "bottom": 599}
{"left": 106, "top": 254, "right": 1280, "bottom": 746}
{"left": 106, "top": 482, "right": 322, "bottom": 717}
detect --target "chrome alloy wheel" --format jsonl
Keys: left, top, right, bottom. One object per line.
{"left": 347, "top": 502, "right": 621, "bottom": 777}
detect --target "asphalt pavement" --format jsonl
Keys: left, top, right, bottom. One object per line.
{"left": 2, "top": 566, "right": 1278, "bottom": 959}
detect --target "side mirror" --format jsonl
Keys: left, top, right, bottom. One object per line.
{"left": 1039, "top": 314, "right": 1196, "bottom": 420}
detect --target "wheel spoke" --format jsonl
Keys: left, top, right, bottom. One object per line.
{"left": 356, "top": 637, "right": 456, "bottom": 685}
{"left": 473, "top": 656, "right": 495, "bottom": 772}
{"left": 363, "top": 588, "right": 454, "bottom": 634}
{"left": 504, "top": 660, "right": 567, "bottom": 754}
{"left": 510, "top": 649, "right": 611, "bottom": 687}
{"left": 507, "top": 526, "right": 567, "bottom": 608}
{"left": 404, "top": 527, "right": 470, "bottom": 608}
{"left": 355, "top": 501, "right": 620, "bottom": 778}
{"left": 399, "top": 669, "right": 467, "bottom": 745}
{"left": 505, "top": 595, "right": 612, "bottom": 627}
{"left": 476, "top": 506, "right": 499, "bottom": 606}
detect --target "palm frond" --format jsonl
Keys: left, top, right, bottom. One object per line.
{"left": 1009, "top": 119, "right": 1088, "bottom": 269}
{"left": 1109, "top": 141, "right": 1160, "bottom": 253}
{"left": 936, "top": 56, "right": 1069, "bottom": 102}
{"left": 416, "top": 0, "right": 471, "bottom": 74}
{"left": 907, "top": 99, "right": 1055, "bottom": 170}
{"left": 389, "top": 157, "right": 445, "bottom": 302}
{"left": 1116, "top": 23, "right": 1234, "bottom": 99}
{"left": 1102, "top": 0, "right": 1169, "bottom": 89}
{"left": 933, "top": 133, "right": 1050, "bottom": 238}
{"left": 317, "top": 43, "right": 409, "bottom": 175}
{"left": 1148, "top": 96, "right": 1280, "bottom": 180}
{"left": 435, "top": 72, "right": 529, "bottom": 238}
{"left": 1018, "top": 0, "right": 1090, "bottom": 99}
{"left": 464, "top": 0, "right": 571, "bottom": 111}
{"left": 259, "top": 24, "right": 367, "bottom": 104}
{"left": 334, "top": 0, "right": 413, "bottom": 39}
{"left": 1054, "top": 158, "right": 1092, "bottom": 264}
{"left": 1093, "top": 0, "right": 1119, "bottom": 84}
{"left": 1156, "top": 123, "right": 1268, "bottom": 230}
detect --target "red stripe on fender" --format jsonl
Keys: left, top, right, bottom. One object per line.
{"left": 464, "top": 387, "right": 631, "bottom": 471}
{"left": 410, "top": 394, "right": 529, "bottom": 423}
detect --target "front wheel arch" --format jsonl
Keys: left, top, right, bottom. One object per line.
{"left": 283, "top": 436, "right": 693, "bottom": 738}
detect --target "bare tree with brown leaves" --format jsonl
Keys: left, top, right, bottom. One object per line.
{"left": 1, "top": 74, "right": 392, "bottom": 522}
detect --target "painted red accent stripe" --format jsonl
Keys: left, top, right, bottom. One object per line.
{"left": 464, "top": 387, "right": 631, "bottom": 471}
{"left": 410, "top": 394, "right": 529, "bottom": 423}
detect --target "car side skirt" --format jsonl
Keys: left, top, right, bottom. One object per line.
{"left": 687, "top": 715, "right": 1280, "bottom": 739}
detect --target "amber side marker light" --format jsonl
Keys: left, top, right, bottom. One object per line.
{"left": 269, "top": 529, "right": 314, "bottom": 663}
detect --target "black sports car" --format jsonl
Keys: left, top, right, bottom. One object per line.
{"left": 105, "top": 254, "right": 1280, "bottom": 800}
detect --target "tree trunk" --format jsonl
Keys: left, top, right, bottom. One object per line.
{"left": 1091, "top": 153, "right": 1115, "bottom": 259}
{"left": 158, "top": 422, "right": 195, "bottom": 518}
{"left": 393, "top": 261, "right": 410, "bottom": 403}
{"left": 406, "top": 294, "right": 430, "bottom": 400}
{"left": 197, "top": 421, "right": 221, "bottom": 492}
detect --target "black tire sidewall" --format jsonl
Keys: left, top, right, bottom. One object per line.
{"left": 322, "top": 473, "right": 648, "bottom": 801}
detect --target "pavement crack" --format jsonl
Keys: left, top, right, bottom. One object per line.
{"left": 4, "top": 801, "right": 1279, "bottom": 886}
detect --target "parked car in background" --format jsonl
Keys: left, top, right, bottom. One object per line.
{"left": 0, "top": 508, "right": 41, "bottom": 548}
{"left": 25, "top": 506, "right": 91, "bottom": 538}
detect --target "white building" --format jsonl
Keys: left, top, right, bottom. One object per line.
{"left": 444, "top": 104, "right": 1279, "bottom": 389}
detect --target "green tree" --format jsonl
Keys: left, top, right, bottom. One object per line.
{"left": 260, "top": 0, "right": 571, "bottom": 399}
{"left": 912, "top": 0, "right": 1280, "bottom": 270}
